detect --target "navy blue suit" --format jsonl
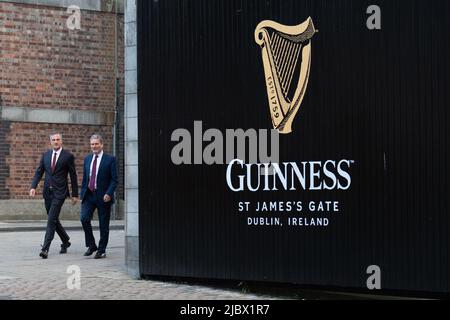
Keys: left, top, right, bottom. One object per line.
{"left": 80, "top": 152, "right": 118, "bottom": 254}
{"left": 31, "top": 149, "right": 78, "bottom": 251}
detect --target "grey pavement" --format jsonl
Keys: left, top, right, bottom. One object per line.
{"left": 0, "top": 222, "right": 409, "bottom": 300}
{"left": 0, "top": 227, "right": 280, "bottom": 300}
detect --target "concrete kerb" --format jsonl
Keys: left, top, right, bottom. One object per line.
{"left": 0, "top": 200, "right": 126, "bottom": 221}
{"left": 0, "top": 220, "right": 124, "bottom": 233}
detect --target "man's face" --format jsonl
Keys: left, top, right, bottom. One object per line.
{"left": 50, "top": 134, "right": 62, "bottom": 151}
{"left": 90, "top": 139, "right": 103, "bottom": 155}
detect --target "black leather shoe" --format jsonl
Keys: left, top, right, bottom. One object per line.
{"left": 39, "top": 250, "right": 48, "bottom": 259}
{"left": 94, "top": 252, "right": 106, "bottom": 259}
{"left": 84, "top": 246, "right": 98, "bottom": 256}
{"left": 60, "top": 241, "right": 71, "bottom": 254}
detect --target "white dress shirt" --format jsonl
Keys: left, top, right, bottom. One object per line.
{"left": 89, "top": 151, "right": 104, "bottom": 189}
{"left": 52, "top": 148, "right": 63, "bottom": 168}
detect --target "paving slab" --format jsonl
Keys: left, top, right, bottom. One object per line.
{"left": 0, "top": 230, "right": 278, "bottom": 300}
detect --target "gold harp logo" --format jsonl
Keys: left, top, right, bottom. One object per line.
{"left": 255, "top": 17, "right": 317, "bottom": 134}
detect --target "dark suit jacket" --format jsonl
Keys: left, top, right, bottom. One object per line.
{"left": 80, "top": 153, "right": 118, "bottom": 204}
{"left": 31, "top": 149, "right": 79, "bottom": 200}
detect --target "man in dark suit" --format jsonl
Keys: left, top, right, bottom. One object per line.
{"left": 80, "top": 134, "right": 118, "bottom": 259}
{"left": 30, "top": 133, "right": 78, "bottom": 259}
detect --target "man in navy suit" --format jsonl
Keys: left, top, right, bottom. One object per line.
{"left": 80, "top": 134, "right": 118, "bottom": 259}
{"left": 30, "top": 133, "right": 78, "bottom": 259}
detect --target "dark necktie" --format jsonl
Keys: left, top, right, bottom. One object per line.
{"left": 51, "top": 152, "right": 57, "bottom": 172}
{"left": 89, "top": 155, "right": 98, "bottom": 191}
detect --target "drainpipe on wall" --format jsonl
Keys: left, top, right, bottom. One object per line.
{"left": 112, "top": 0, "right": 120, "bottom": 220}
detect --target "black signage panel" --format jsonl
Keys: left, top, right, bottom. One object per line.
{"left": 138, "top": 0, "right": 450, "bottom": 293}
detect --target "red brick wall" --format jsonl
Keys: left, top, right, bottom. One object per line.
{"left": 0, "top": 2, "right": 122, "bottom": 112}
{"left": 0, "top": 2, "right": 124, "bottom": 201}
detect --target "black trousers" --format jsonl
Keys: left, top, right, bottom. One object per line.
{"left": 42, "top": 191, "right": 69, "bottom": 251}
{"left": 80, "top": 190, "right": 111, "bottom": 254}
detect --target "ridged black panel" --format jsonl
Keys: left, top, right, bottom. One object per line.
{"left": 138, "top": 0, "right": 450, "bottom": 293}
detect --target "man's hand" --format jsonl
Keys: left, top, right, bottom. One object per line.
{"left": 29, "top": 189, "right": 36, "bottom": 197}
{"left": 71, "top": 197, "right": 78, "bottom": 205}
{"left": 103, "top": 194, "right": 112, "bottom": 203}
